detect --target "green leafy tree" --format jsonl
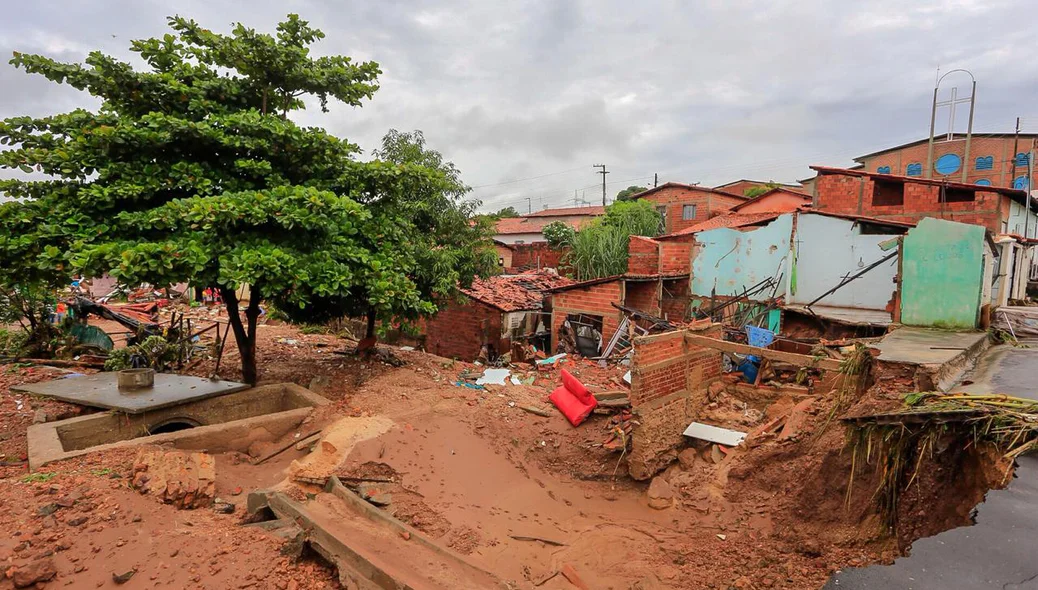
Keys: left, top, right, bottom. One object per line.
{"left": 743, "top": 182, "right": 781, "bottom": 198}
{"left": 616, "top": 185, "right": 649, "bottom": 201}
{"left": 493, "top": 206, "right": 520, "bottom": 218}
{"left": 564, "top": 199, "right": 662, "bottom": 281}
{"left": 543, "top": 220, "right": 576, "bottom": 249}
{"left": 0, "top": 15, "right": 487, "bottom": 383}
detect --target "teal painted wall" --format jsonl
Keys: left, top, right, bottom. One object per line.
{"left": 900, "top": 218, "right": 985, "bottom": 328}
{"left": 691, "top": 214, "right": 792, "bottom": 298}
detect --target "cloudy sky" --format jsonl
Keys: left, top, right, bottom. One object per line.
{"left": 3, "top": 0, "right": 1036, "bottom": 212}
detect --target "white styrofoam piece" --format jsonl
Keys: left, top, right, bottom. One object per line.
{"left": 476, "top": 368, "right": 511, "bottom": 386}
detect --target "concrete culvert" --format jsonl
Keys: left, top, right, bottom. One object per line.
{"left": 148, "top": 418, "right": 202, "bottom": 435}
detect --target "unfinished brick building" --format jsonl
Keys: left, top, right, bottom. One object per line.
{"left": 547, "top": 235, "right": 694, "bottom": 355}
{"left": 810, "top": 166, "right": 1038, "bottom": 237}
{"left": 424, "top": 272, "right": 573, "bottom": 361}
{"left": 629, "top": 183, "right": 748, "bottom": 234}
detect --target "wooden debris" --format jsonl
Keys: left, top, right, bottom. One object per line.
{"left": 560, "top": 564, "right": 591, "bottom": 590}
{"left": 254, "top": 430, "right": 322, "bottom": 465}
{"left": 508, "top": 534, "right": 567, "bottom": 546}
{"left": 519, "top": 405, "right": 552, "bottom": 417}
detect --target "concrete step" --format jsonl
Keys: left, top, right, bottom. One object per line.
{"left": 249, "top": 478, "right": 504, "bottom": 590}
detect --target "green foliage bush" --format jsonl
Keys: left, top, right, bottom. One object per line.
{"left": 564, "top": 200, "right": 663, "bottom": 281}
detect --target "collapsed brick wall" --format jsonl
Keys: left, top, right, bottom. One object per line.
{"left": 508, "top": 242, "right": 567, "bottom": 272}
{"left": 660, "top": 277, "right": 690, "bottom": 321}
{"left": 627, "top": 236, "right": 660, "bottom": 275}
{"left": 550, "top": 280, "right": 623, "bottom": 354}
{"left": 813, "top": 173, "right": 1007, "bottom": 233}
{"left": 424, "top": 298, "right": 504, "bottom": 361}
{"left": 627, "top": 325, "right": 723, "bottom": 479}
{"left": 625, "top": 281, "right": 660, "bottom": 317}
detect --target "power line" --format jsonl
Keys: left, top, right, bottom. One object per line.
{"left": 468, "top": 166, "right": 587, "bottom": 189}
{"left": 593, "top": 164, "right": 608, "bottom": 206}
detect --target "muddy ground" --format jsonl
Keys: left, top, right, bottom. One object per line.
{"left": 0, "top": 318, "right": 1012, "bottom": 589}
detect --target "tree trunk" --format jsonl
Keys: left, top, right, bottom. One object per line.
{"left": 220, "top": 286, "right": 259, "bottom": 385}
{"left": 366, "top": 309, "right": 376, "bottom": 339}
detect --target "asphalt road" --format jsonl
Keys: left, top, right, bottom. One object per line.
{"left": 824, "top": 346, "right": 1038, "bottom": 590}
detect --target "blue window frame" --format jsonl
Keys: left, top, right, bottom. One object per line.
{"left": 877, "top": 165, "right": 891, "bottom": 174}
{"left": 1016, "top": 153, "right": 1030, "bottom": 167}
{"left": 906, "top": 163, "right": 922, "bottom": 176}
{"left": 975, "top": 179, "right": 992, "bottom": 186}
{"left": 1014, "top": 176, "right": 1030, "bottom": 190}
{"left": 975, "top": 156, "right": 994, "bottom": 171}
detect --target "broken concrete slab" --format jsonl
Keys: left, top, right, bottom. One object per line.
{"left": 682, "top": 421, "right": 746, "bottom": 447}
{"left": 12, "top": 372, "right": 248, "bottom": 414}
{"left": 779, "top": 398, "right": 816, "bottom": 441}
{"left": 872, "top": 328, "right": 989, "bottom": 391}
{"left": 249, "top": 477, "right": 504, "bottom": 589}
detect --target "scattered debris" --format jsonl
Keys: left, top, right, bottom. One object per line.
{"left": 131, "top": 448, "right": 216, "bottom": 509}
{"left": 11, "top": 557, "right": 56, "bottom": 588}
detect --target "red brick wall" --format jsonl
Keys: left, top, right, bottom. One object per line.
{"left": 627, "top": 236, "right": 660, "bottom": 274}
{"left": 424, "top": 299, "right": 504, "bottom": 361}
{"left": 508, "top": 242, "right": 566, "bottom": 271}
{"left": 659, "top": 241, "right": 692, "bottom": 274}
{"left": 814, "top": 173, "right": 1006, "bottom": 233}
{"left": 626, "top": 324, "right": 724, "bottom": 479}
{"left": 550, "top": 281, "right": 623, "bottom": 354}
{"left": 640, "top": 187, "right": 746, "bottom": 234}
{"left": 861, "top": 136, "right": 1030, "bottom": 188}
{"left": 625, "top": 281, "right": 659, "bottom": 316}
{"left": 661, "top": 277, "right": 690, "bottom": 321}
{"left": 629, "top": 326, "right": 722, "bottom": 407}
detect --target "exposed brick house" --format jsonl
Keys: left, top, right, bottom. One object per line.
{"left": 713, "top": 179, "right": 808, "bottom": 197}
{"left": 728, "top": 188, "right": 811, "bottom": 214}
{"left": 628, "top": 183, "right": 747, "bottom": 234}
{"left": 852, "top": 133, "right": 1038, "bottom": 189}
{"left": 492, "top": 205, "right": 604, "bottom": 244}
{"left": 810, "top": 166, "right": 1038, "bottom": 236}
{"left": 547, "top": 236, "right": 693, "bottom": 354}
{"left": 424, "top": 271, "right": 574, "bottom": 361}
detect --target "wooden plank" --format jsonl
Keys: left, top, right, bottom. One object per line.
{"left": 683, "top": 333, "right": 842, "bottom": 371}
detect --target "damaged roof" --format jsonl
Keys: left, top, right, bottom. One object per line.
{"left": 462, "top": 272, "right": 575, "bottom": 312}
{"left": 660, "top": 212, "right": 785, "bottom": 238}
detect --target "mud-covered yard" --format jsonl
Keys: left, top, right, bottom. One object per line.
{"left": 0, "top": 323, "right": 1013, "bottom": 589}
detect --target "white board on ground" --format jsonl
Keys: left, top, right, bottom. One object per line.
{"left": 476, "top": 368, "right": 511, "bottom": 386}
{"left": 682, "top": 422, "right": 746, "bottom": 447}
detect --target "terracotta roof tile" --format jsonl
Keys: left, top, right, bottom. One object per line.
{"left": 661, "top": 212, "right": 784, "bottom": 237}
{"left": 462, "top": 271, "right": 576, "bottom": 312}
{"left": 525, "top": 205, "right": 605, "bottom": 217}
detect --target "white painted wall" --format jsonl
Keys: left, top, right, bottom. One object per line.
{"left": 787, "top": 213, "right": 901, "bottom": 310}
{"left": 1004, "top": 196, "right": 1038, "bottom": 238}
{"left": 494, "top": 233, "right": 544, "bottom": 245}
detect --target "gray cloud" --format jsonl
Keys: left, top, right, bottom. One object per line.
{"left": 1, "top": 0, "right": 1035, "bottom": 212}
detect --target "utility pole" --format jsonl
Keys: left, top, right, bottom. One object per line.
{"left": 654, "top": 173, "right": 658, "bottom": 188}
{"left": 1011, "top": 117, "right": 1021, "bottom": 186}
{"left": 572, "top": 190, "right": 580, "bottom": 208}
{"left": 525, "top": 197, "right": 531, "bottom": 215}
{"left": 593, "top": 164, "right": 609, "bottom": 206}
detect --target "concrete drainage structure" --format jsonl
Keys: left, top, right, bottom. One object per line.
{"left": 27, "top": 383, "right": 328, "bottom": 470}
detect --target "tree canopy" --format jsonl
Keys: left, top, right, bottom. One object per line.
{"left": 564, "top": 200, "right": 662, "bottom": 281}
{"left": 744, "top": 182, "right": 782, "bottom": 198}
{"left": 0, "top": 14, "right": 494, "bottom": 383}
{"left": 616, "top": 185, "right": 649, "bottom": 201}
